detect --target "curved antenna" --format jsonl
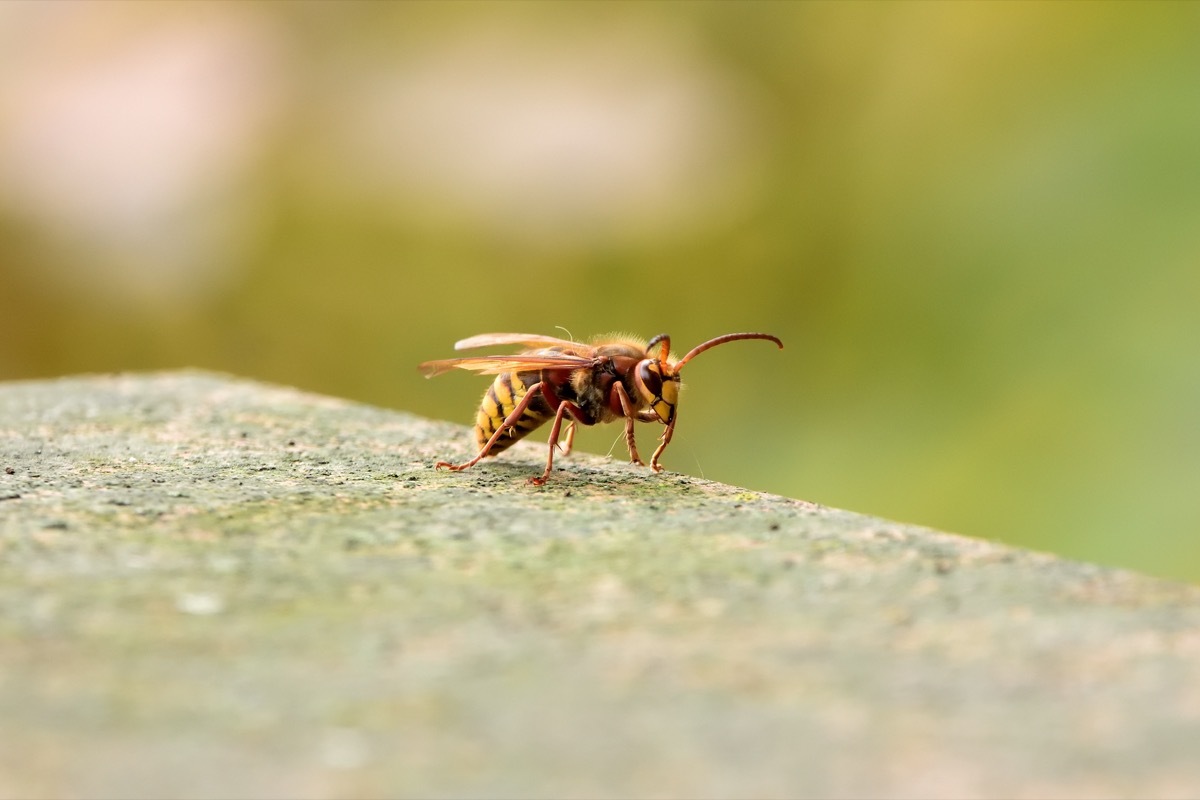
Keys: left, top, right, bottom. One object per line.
{"left": 675, "top": 332, "right": 783, "bottom": 370}
{"left": 645, "top": 333, "right": 671, "bottom": 362}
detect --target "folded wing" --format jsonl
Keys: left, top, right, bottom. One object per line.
{"left": 419, "top": 354, "right": 595, "bottom": 378}
{"left": 453, "top": 333, "right": 581, "bottom": 351}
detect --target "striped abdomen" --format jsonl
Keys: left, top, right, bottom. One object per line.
{"left": 475, "top": 371, "right": 553, "bottom": 456}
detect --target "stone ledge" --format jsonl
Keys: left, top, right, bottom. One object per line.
{"left": 2, "top": 371, "right": 1198, "bottom": 799}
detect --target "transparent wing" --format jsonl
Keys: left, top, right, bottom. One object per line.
{"left": 419, "top": 354, "right": 595, "bottom": 378}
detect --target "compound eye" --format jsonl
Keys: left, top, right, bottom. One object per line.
{"left": 637, "top": 362, "right": 663, "bottom": 398}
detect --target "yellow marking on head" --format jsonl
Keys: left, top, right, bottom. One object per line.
{"left": 661, "top": 379, "right": 679, "bottom": 407}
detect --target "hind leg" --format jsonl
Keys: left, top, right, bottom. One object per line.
{"left": 436, "top": 382, "right": 546, "bottom": 472}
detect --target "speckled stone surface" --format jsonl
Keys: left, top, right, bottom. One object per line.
{"left": 2, "top": 371, "right": 1199, "bottom": 799}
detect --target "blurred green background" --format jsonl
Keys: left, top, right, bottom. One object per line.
{"left": 1, "top": 2, "right": 1197, "bottom": 581}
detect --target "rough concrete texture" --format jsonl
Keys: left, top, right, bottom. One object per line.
{"left": 1, "top": 371, "right": 1198, "bottom": 799}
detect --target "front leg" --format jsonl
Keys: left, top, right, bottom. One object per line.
{"left": 648, "top": 414, "right": 676, "bottom": 473}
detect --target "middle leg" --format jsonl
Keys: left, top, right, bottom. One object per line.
{"left": 532, "top": 400, "right": 588, "bottom": 486}
{"left": 613, "top": 382, "right": 645, "bottom": 466}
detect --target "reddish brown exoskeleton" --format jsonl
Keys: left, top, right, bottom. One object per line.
{"left": 420, "top": 332, "right": 783, "bottom": 485}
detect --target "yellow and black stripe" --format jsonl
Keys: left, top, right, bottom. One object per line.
{"left": 474, "top": 371, "right": 553, "bottom": 456}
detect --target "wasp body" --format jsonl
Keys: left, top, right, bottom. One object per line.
{"left": 420, "top": 332, "right": 782, "bottom": 485}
